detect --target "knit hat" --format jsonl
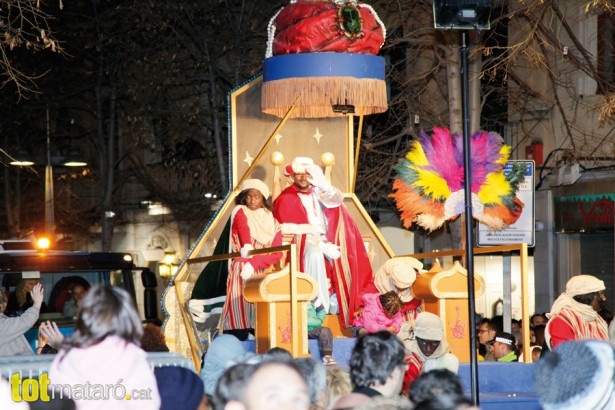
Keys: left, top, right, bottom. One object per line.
{"left": 240, "top": 178, "right": 270, "bottom": 199}
{"left": 534, "top": 340, "right": 615, "bottom": 410}
{"left": 488, "top": 331, "right": 516, "bottom": 347}
{"left": 201, "top": 334, "right": 248, "bottom": 395}
{"left": 413, "top": 312, "right": 444, "bottom": 341}
{"left": 155, "top": 366, "right": 204, "bottom": 410}
{"left": 284, "top": 157, "right": 314, "bottom": 176}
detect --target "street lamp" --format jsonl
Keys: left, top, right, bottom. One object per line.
{"left": 10, "top": 107, "right": 88, "bottom": 247}
{"left": 433, "top": 0, "right": 491, "bottom": 30}
{"left": 432, "top": 0, "right": 492, "bottom": 405}
{"left": 63, "top": 150, "right": 88, "bottom": 167}
{"left": 9, "top": 150, "right": 35, "bottom": 166}
{"left": 45, "top": 107, "right": 54, "bottom": 244}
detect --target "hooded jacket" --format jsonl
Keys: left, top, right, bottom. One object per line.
{"left": 49, "top": 335, "right": 160, "bottom": 410}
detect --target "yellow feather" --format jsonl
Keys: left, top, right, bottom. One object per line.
{"left": 496, "top": 145, "right": 511, "bottom": 165}
{"left": 405, "top": 142, "right": 429, "bottom": 166}
{"left": 412, "top": 169, "right": 451, "bottom": 201}
{"left": 477, "top": 172, "right": 512, "bottom": 205}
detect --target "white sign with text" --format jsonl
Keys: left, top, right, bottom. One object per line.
{"left": 478, "top": 160, "right": 535, "bottom": 247}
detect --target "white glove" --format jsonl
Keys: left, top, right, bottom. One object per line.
{"left": 240, "top": 244, "right": 254, "bottom": 258}
{"left": 188, "top": 299, "right": 209, "bottom": 323}
{"left": 319, "top": 241, "right": 341, "bottom": 260}
{"left": 305, "top": 164, "right": 331, "bottom": 190}
{"left": 241, "top": 262, "right": 255, "bottom": 281}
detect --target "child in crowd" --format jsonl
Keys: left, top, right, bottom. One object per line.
{"left": 307, "top": 300, "right": 336, "bottom": 365}
{"left": 49, "top": 285, "right": 160, "bottom": 409}
{"left": 352, "top": 291, "right": 403, "bottom": 336}
{"left": 155, "top": 366, "right": 207, "bottom": 410}
{"left": 200, "top": 334, "right": 252, "bottom": 398}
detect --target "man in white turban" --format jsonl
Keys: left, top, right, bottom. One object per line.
{"left": 400, "top": 311, "right": 459, "bottom": 396}
{"left": 374, "top": 257, "right": 424, "bottom": 322}
{"left": 544, "top": 274, "right": 608, "bottom": 351}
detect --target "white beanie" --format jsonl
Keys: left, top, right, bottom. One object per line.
{"left": 240, "top": 179, "right": 270, "bottom": 199}
{"left": 414, "top": 312, "right": 444, "bottom": 341}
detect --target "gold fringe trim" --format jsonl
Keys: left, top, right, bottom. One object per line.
{"left": 261, "top": 76, "right": 388, "bottom": 118}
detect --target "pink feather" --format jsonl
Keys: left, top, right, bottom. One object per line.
{"left": 424, "top": 128, "right": 464, "bottom": 191}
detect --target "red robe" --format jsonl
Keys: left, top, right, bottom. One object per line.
{"left": 403, "top": 353, "right": 423, "bottom": 396}
{"left": 546, "top": 308, "right": 608, "bottom": 349}
{"left": 274, "top": 185, "right": 376, "bottom": 327}
{"left": 221, "top": 207, "right": 283, "bottom": 330}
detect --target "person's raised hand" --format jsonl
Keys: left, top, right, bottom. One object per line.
{"left": 305, "top": 164, "right": 331, "bottom": 190}
{"left": 39, "top": 321, "right": 65, "bottom": 350}
{"left": 30, "top": 283, "right": 45, "bottom": 308}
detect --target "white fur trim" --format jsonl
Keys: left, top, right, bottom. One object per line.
{"left": 280, "top": 222, "right": 318, "bottom": 236}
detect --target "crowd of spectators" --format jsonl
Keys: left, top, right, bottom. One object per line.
{"left": 3, "top": 267, "right": 615, "bottom": 410}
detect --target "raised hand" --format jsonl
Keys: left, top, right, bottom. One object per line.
{"left": 30, "top": 283, "right": 45, "bottom": 308}
{"left": 305, "top": 164, "right": 331, "bottom": 190}
{"left": 39, "top": 321, "right": 65, "bottom": 350}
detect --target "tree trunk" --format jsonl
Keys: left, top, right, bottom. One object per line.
{"left": 2, "top": 165, "right": 19, "bottom": 236}
{"left": 202, "top": 35, "right": 228, "bottom": 190}
{"left": 445, "top": 32, "right": 463, "bottom": 134}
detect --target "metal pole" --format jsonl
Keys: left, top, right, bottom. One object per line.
{"left": 503, "top": 253, "right": 512, "bottom": 332}
{"left": 461, "top": 31, "right": 479, "bottom": 405}
{"left": 44, "top": 105, "right": 55, "bottom": 243}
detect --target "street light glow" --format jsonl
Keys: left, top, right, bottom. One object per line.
{"left": 37, "top": 237, "right": 51, "bottom": 250}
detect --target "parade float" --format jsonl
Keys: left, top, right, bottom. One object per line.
{"left": 161, "top": 0, "right": 530, "bottom": 370}
{"left": 161, "top": 0, "right": 393, "bottom": 369}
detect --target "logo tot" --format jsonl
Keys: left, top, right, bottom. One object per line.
{"left": 10, "top": 373, "right": 51, "bottom": 402}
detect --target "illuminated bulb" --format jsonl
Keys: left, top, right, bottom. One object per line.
{"left": 37, "top": 237, "right": 51, "bottom": 250}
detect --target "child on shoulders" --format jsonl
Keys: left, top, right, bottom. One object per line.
{"left": 352, "top": 291, "right": 403, "bottom": 337}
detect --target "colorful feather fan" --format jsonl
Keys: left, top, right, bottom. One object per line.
{"left": 390, "top": 128, "right": 525, "bottom": 231}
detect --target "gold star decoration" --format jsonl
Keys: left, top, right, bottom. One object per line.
{"left": 275, "top": 133, "right": 284, "bottom": 144}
